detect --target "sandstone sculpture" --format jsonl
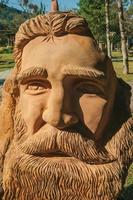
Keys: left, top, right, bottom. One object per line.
{"left": 0, "top": 12, "right": 133, "bottom": 200}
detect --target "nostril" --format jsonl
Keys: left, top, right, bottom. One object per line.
{"left": 50, "top": 120, "right": 60, "bottom": 127}
{"left": 63, "top": 114, "right": 72, "bottom": 124}
{"left": 63, "top": 113, "right": 79, "bottom": 125}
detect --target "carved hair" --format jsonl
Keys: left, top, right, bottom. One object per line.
{"left": 14, "top": 12, "right": 94, "bottom": 72}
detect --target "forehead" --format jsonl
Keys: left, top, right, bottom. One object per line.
{"left": 21, "top": 35, "right": 105, "bottom": 77}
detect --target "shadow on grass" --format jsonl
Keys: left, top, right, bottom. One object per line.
{"left": 118, "top": 184, "right": 133, "bottom": 200}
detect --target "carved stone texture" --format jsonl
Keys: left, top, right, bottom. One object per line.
{"left": 0, "top": 12, "right": 133, "bottom": 200}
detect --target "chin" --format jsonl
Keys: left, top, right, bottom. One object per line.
{"left": 3, "top": 146, "right": 122, "bottom": 200}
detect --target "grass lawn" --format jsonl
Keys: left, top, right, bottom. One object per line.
{"left": 125, "top": 165, "right": 133, "bottom": 187}
{"left": 112, "top": 51, "right": 133, "bottom": 59}
{"left": 0, "top": 53, "right": 14, "bottom": 72}
{"left": 109, "top": 51, "right": 133, "bottom": 82}
{"left": 0, "top": 53, "right": 14, "bottom": 62}
{"left": 0, "top": 63, "right": 14, "bottom": 72}
{"left": 113, "top": 61, "right": 133, "bottom": 82}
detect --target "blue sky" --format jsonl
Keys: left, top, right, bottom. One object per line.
{"left": 8, "top": 0, "right": 79, "bottom": 11}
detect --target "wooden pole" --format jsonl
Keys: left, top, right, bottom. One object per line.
{"left": 51, "top": 0, "right": 59, "bottom": 12}
{"left": 116, "top": 0, "right": 129, "bottom": 74}
{"left": 105, "top": 0, "right": 111, "bottom": 58}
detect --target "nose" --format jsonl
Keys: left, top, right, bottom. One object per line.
{"left": 43, "top": 111, "right": 78, "bottom": 129}
{"left": 42, "top": 86, "right": 78, "bottom": 129}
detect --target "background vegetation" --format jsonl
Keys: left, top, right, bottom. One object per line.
{"left": 78, "top": 0, "right": 133, "bottom": 45}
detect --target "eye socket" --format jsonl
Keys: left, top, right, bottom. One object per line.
{"left": 75, "top": 82, "right": 105, "bottom": 97}
{"left": 25, "top": 80, "right": 51, "bottom": 95}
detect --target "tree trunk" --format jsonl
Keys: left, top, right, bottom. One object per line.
{"left": 116, "top": 0, "right": 129, "bottom": 74}
{"left": 7, "top": 37, "right": 10, "bottom": 46}
{"left": 105, "top": 0, "right": 111, "bottom": 58}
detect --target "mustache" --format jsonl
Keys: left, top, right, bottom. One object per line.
{"left": 18, "top": 124, "right": 116, "bottom": 164}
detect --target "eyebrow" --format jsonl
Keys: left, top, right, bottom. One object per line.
{"left": 17, "top": 67, "right": 48, "bottom": 82}
{"left": 17, "top": 65, "right": 105, "bottom": 83}
{"left": 62, "top": 65, "right": 105, "bottom": 79}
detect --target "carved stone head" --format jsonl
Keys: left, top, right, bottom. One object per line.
{"left": 0, "top": 12, "right": 132, "bottom": 200}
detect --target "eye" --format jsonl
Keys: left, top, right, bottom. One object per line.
{"left": 25, "top": 80, "right": 51, "bottom": 95}
{"left": 75, "top": 82, "right": 105, "bottom": 97}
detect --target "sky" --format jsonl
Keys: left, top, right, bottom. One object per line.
{"left": 8, "top": 0, "right": 79, "bottom": 11}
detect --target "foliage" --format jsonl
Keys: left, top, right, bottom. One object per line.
{"left": 0, "top": 0, "right": 9, "bottom": 4}
{"left": 0, "top": 46, "right": 13, "bottom": 54}
{"left": 109, "top": 2, "right": 120, "bottom": 44}
{"left": 78, "top": 0, "right": 133, "bottom": 47}
{"left": 78, "top": 0, "right": 106, "bottom": 43}
{"left": 124, "top": 3, "right": 133, "bottom": 40}
{"left": 78, "top": 0, "right": 121, "bottom": 44}
{"left": 0, "top": 51, "right": 14, "bottom": 71}
{"left": 0, "top": 3, "right": 35, "bottom": 46}
{"left": 113, "top": 0, "right": 133, "bottom": 40}
{"left": 20, "top": 0, "right": 45, "bottom": 14}
{"left": 0, "top": 1, "right": 46, "bottom": 45}
{"left": 119, "top": 165, "right": 133, "bottom": 200}
{"left": 0, "top": 3, "right": 32, "bottom": 32}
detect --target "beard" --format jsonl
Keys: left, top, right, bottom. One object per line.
{"left": 2, "top": 109, "right": 133, "bottom": 200}
{"left": 13, "top": 109, "right": 116, "bottom": 164}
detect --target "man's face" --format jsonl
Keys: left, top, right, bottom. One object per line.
{"left": 18, "top": 35, "right": 109, "bottom": 141}
{"left": 3, "top": 34, "right": 116, "bottom": 200}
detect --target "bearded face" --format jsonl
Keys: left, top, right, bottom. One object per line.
{"left": 14, "top": 107, "right": 115, "bottom": 163}
{"left": 13, "top": 35, "right": 117, "bottom": 162}
{"left": 5, "top": 107, "right": 122, "bottom": 200}
{"left": 2, "top": 33, "right": 133, "bottom": 200}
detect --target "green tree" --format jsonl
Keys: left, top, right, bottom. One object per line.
{"left": 109, "top": 1, "right": 120, "bottom": 47}
{"left": 0, "top": 0, "right": 9, "bottom": 5}
{"left": 78, "top": 0, "right": 133, "bottom": 49}
{"left": 116, "top": 0, "right": 129, "bottom": 74}
{"left": 0, "top": 3, "right": 33, "bottom": 46}
{"left": 20, "top": 0, "right": 46, "bottom": 14}
{"left": 124, "top": 3, "right": 133, "bottom": 43}
{"left": 78, "top": 0, "right": 106, "bottom": 43}
{"left": 28, "top": 3, "right": 39, "bottom": 14}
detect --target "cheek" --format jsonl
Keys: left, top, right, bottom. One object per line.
{"left": 79, "top": 95, "right": 107, "bottom": 133}
{"left": 19, "top": 93, "right": 49, "bottom": 132}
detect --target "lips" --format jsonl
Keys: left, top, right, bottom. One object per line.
{"left": 19, "top": 125, "right": 116, "bottom": 165}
